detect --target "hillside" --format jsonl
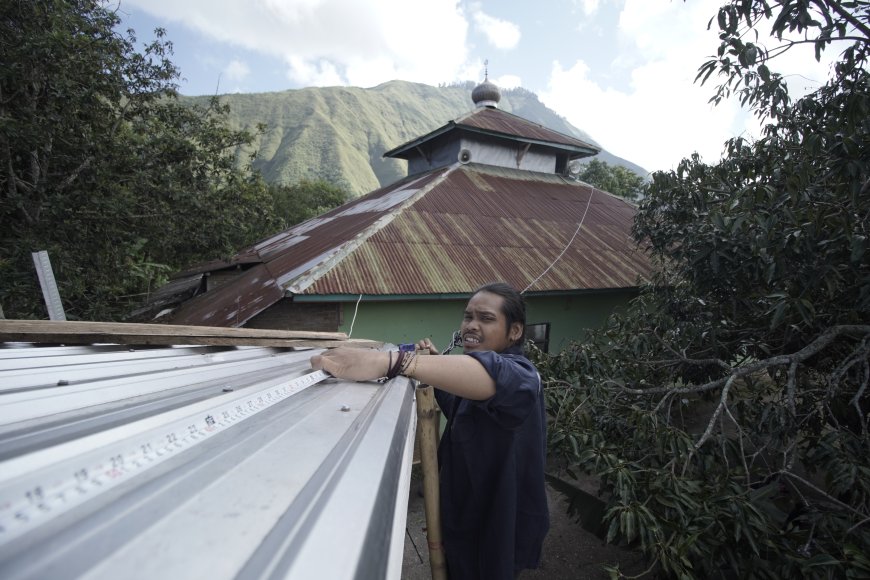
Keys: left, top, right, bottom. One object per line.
{"left": 185, "top": 80, "right": 646, "bottom": 196}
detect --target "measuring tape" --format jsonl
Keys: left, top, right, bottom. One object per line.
{"left": 0, "top": 370, "right": 331, "bottom": 545}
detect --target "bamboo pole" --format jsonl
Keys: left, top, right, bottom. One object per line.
{"left": 415, "top": 383, "right": 447, "bottom": 580}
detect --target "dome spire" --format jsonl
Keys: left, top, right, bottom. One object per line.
{"left": 471, "top": 59, "right": 501, "bottom": 109}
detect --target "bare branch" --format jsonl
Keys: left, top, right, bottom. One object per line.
{"left": 847, "top": 516, "right": 870, "bottom": 536}
{"left": 780, "top": 470, "right": 870, "bottom": 520}
{"left": 724, "top": 404, "right": 752, "bottom": 490}
{"left": 651, "top": 330, "right": 731, "bottom": 370}
{"left": 824, "top": 0, "right": 870, "bottom": 40}
{"left": 852, "top": 358, "right": 869, "bottom": 439}
{"left": 695, "top": 374, "right": 737, "bottom": 450}
{"left": 786, "top": 359, "right": 798, "bottom": 416}
{"left": 830, "top": 336, "right": 870, "bottom": 395}
{"left": 605, "top": 325, "right": 870, "bottom": 397}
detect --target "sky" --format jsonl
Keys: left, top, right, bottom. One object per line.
{"left": 116, "top": 0, "right": 838, "bottom": 174}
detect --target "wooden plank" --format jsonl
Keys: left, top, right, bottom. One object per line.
{"left": 0, "top": 320, "right": 380, "bottom": 349}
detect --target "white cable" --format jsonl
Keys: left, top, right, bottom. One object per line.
{"left": 347, "top": 294, "right": 363, "bottom": 338}
{"left": 521, "top": 185, "right": 596, "bottom": 295}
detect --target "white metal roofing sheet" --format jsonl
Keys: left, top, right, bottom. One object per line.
{"left": 0, "top": 343, "right": 415, "bottom": 579}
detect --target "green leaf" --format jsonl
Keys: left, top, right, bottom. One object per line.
{"left": 656, "top": 495, "right": 678, "bottom": 509}
{"left": 804, "top": 554, "right": 841, "bottom": 567}
{"left": 770, "top": 301, "right": 787, "bottom": 329}
{"left": 606, "top": 515, "right": 620, "bottom": 543}
{"left": 568, "top": 434, "right": 580, "bottom": 458}
{"left": 851, "top": 235, "right": 866, "bottom": 263}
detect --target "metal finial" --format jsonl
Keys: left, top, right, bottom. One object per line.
{"left": 484, "top": 59, "right": 489, "bottom": 81}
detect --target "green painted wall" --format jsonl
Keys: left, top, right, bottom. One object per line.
{"left": 339, "top": 299, "right": 464, "bottom": 350}
{"left": 335, "top": 290, "right": 636, "bottom": 352}
{"left": 524, "top": 291, "right": 635, "bottom": 352}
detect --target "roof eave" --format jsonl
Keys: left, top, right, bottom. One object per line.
{"left": 458, "top": 125, "right": 600, "bottom": 157}
{"left": 383, "top": 122, "right": 600, "bottom": 160}
{"left": 383, "top": 122, "right": 456, "bottom": 159}
{"left": 291, "top": 286, "right": 643, "bottom": 302}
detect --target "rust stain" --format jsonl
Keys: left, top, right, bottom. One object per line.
{"left": 168, "top": 163, "right": 652, "bottom": 326}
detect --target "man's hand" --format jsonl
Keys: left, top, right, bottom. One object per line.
{"left": 416, "top": 338, "right": 439, "bottom": 355}
{"left": 310, "top": 347, "right": 390, "bottom": 381}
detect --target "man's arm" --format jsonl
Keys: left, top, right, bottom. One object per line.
{"left": 310, "top": 347, "right": 496, "bottom": 400}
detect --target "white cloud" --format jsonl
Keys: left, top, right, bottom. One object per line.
{"left": 471, "top": 6, "right": 521, "bottom": 50}
{"left": 540, "top": 0, "right": 759, "bottom": 173}
{"left": 123, "top": 0, "right": 471, "bottom": 87}
{"left": 541, "top": 0, "right": 842, "bottom": 173}
{"left": 285, "top": 55, "right": 343, "bottom": 86}
{"left": 578, "top": 0, "right": 600, "bottom": 16}
{"left": 223, "top": 59, "right": 250, "bottom": 82}
{"left": 756, "top": 31, "right": 839, "bottom": 100}
{"left": 457, "top": 59, "right": 486, "bottom": 84}
{"left": 493, "top": 74, "right": 522, "bottom": 89}
{"left": 122, "top": 0, "right": 844, "bottom": 169}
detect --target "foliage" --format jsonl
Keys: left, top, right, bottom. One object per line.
{"left": 270, "top": 179, "right": 350, "bottom": 228}
{"left": 539, "top": 1, "right": 870, "bottom": 578}
{"left": 0, "top": 0, "right": 281, "bottom": 320}
{"left": 574, "top": 159, "right": 646, "bottom": 201}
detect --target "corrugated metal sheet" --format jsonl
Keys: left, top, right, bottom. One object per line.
{"left": 149, "top": 99, "right": 650, "bottom": 327}
{"left": 127, "top": 273, "right": 204, "bottom": 320}
{"left": 0, "top": 340, "right": 415, "bottom": 579}
{"left": 384, "top": 107, "right": 600, "bottom": 160}
{"left": 164, "top": 163, "right": 651, "bottom": 326}
{"left": 166, "top": 263, "right": 286, "bottom": 327}
{"left": 304, "top": 165, "right": 652, "bottom": 295}
{"left": 167, "top": 172, "right": 445, "bottom": 326}
{"left": 455, "top": 107, "right": 598, "bottom": 153}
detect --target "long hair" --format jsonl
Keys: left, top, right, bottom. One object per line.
{"left": 472, "top": 282, "right": 527, "bottom": 347}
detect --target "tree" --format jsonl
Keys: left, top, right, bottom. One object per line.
{"left": 538, "top": 1, "right": 869, "bottom": 578}
{"left": 0, "top": 0, "right": 280, "bottom": 321}
{"left": 270, "top": 179, "right": 350, "bottom": 228}
{"left": 575, "top": 159, "right": 646, "bottom": 201}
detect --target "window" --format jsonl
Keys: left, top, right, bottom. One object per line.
{"left": 526, "top": 322, "right": 550, "bottom": 353}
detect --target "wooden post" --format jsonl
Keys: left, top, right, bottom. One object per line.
{"left": 415, "top": 384, "right": 447, "bottom": 580}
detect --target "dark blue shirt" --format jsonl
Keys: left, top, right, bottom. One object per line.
{"left": 434, "top": 346, "right": 549, "bottom": 580}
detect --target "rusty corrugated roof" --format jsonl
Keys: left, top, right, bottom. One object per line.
{"left": 167, "top": 171, "right": 442, "bottom": 325}
{"left": 167, "top": 164, "right": 652, "bottom": 327}
{"left": 305, "top": 165, "right": 651, "bottom": 295}
{"left": 455, "top": 107, "right": 598, "bottom": 152}
{"left": 383, "top": 107, "right": 599, "bottom": 160}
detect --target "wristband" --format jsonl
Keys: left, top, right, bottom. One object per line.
{"left": 386, "top": 349, "right": 405, "bottom": 379}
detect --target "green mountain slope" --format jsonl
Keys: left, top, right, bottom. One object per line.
{"left": 185, "top": 80, "right": 646, "bottom": 196}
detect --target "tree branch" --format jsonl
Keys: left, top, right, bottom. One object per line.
{"left": 724, "top": 404, "right": 753, "bottom": 490}
{"left": 852, "top": 359, "right": 869, "bottom": 439}
{"left": 55, "top": 156, "right": 94, "bottom": 195}
{"left": 823, "top": 0, "right": 870, "bottom": 40}
{"left": 695, "top": 374, "right": 737, "bottom": 450}
{"left": 786, "top": 359, "right": 798, "bottom": 416}
{"left": 846, "top": 516, "right": 870, "bottom": 535}
{"left": 780, "top": 470, "right": 870, "bottom": 520}
{"left": 607, "top": 325, "right": 870, "bottom": 397}
{"left": 830, "top": 336, "right": 870, "bottom": 393}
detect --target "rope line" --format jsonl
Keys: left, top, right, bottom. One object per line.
{"left": 521, "top": 184, "right": 596, "bottom": 294}
{"left": 347, "top": 293, "right": 363, "bottom": 338}
{"left": 344, "top": 180, "right": 596, "bottom": 338}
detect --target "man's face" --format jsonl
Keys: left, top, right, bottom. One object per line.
{"left": 460, "top": 291, "right": 521, "bottom": 353}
